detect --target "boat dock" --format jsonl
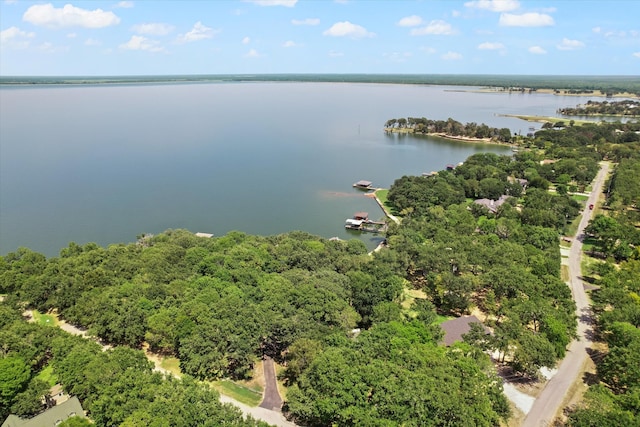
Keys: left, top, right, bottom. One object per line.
{"left": 345, "top": 213, "right": 387, "bottom": 233}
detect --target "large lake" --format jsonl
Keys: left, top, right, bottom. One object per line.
{"left": 0, "top": 82, "right": 600, "bottom": 256}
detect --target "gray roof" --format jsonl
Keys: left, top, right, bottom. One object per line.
{"left": 440, "top": 315, "right": 489, "bottom": 346}
{"left": 473, "top": 195, "right": 510, "bottom": 213}
{"left": 2, "top": 396, "right": 85, "bottom": 427}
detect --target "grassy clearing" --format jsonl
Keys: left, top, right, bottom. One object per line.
{"left": 374, "top": 188, "right": 399, "bottom": 217}
{"left": 211, "top": 380, "right": 263, "bottom": 407}
{"left": 160, "top": 357, "right": 182, "bottom": 377}
{"left": 561, "top": 265, "right": 570, "bottom": 282}
{"left": 36, "top": 364, "right": 58, "bottom": 387}
{"left": 31, "top": 309, "right": 58, "bottom": 327}
{"left": 571, "top": 194, "right": 589, "bottom": 203}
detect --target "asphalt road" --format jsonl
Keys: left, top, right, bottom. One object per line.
{"left": 522, "top": 162, "right": 610, "bottom": 427}
{"left": 259, "top": 356, "right": 284, "bottom": 411}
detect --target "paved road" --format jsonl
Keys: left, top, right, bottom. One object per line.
{"left": 259, "top": 356, "right": 284, "bottom": 411}
{"left": 522, "top": 162, "right": 610, "bottom": 427}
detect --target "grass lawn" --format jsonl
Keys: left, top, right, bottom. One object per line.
{"left": 31, "top": 309, "right": 58, "bottom": 327}
{"left": 211, "top": 380, "right": 263, "bottom": 407}
{"left": 374, "top": 188, "right": 399, "bottom": 216}
{"left": 561, "top": 265, "right": 570, "bottom": 282}
{"left": 565, "top": 214, "right": 582, "bottom": 238}
{"left": 160, "top": 357, "right": 181, "bottom": 377}
{"left": 571, "top": 194, "right": 589, "bottom": 203}
{"left": 36, "top": 364, "right": 58, "bottom": 387}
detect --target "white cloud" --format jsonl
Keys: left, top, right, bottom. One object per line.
{"left": 557, "top": 38, "right": 584, "bottom": 50}
{"left": 420, "top": 46, "right": 437, "bottom": 54}
{"left": 244, "top": 48, "right": 264, "bottom": 58}
{"left": 84, "top": 38, "right": 101, "bottom": 46}
{"left": 499, "top": 12, "right": 554, "bottom": 27}
{"left": 478, "top": 42, "right": 504, "bottom": 50}
{"left": 397, "top": 15, "right": 422, "bottom": 27}
{"left": 442, "top": 51, "right": 462, "bottom": 60}
{"left": 37, "top": 41, "right": 68, "bottom": 53}
{"left": 4, "top": 0, "right": 18, "bottom": 4}
{"left": 528, "top": 45, "right": 547, "bottom": 54}
{"left": 282, "top": 40, "right": 301, "bottom": 47}
{"left": 384, "top": 51, "right": 412, "bottom": 62}
{"left": 132, "top": 23, "right": 174, "bottom": 36}
{"left": 0, "top": 26, "right": 36, "bottom": 49}
{"left": 244, "top": 0, "right": 297, "bottom": 6}
{"left": 23, "top": 3, "right": 120, "bottom": 29}
{"left": 292, "top": 18, "right": 319, "bottom": 26}
{"left": 465, "top": 0, "right": 520, "bottom": 12}
{"left": 410, "top": 20, "right": 456, "bottom": 35}
{"left": 115, "top": 1, "right": 134, "bottom": 8}
{"left": 452, "top": 10, "right": 461, "bottom": 17}
{"left": 592, "top": 26, "right": 602, "bottom": 34}
{"left": 328, "top": 50, "right": 343, "bottom": 57}
{"left": 323, "top": 21, "right": 374, "bottom": 38}
{"left": 633, "top": 52, "right": 640, "bottom": 58}
{"left": 242, "top": 36, "right": 251, "bottom": 44}
{"left": 67, "top": 32, "right": 77, "bottom": 38}
{"left": 176, "top": 22, "right": 219, "bottom": 43}
{"left": 119, "top": 35, "right": 165, "bottom": 52}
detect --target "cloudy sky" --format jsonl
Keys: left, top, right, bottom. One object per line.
{"left": 1, "top": 0, "right": 639, "bottom": 76}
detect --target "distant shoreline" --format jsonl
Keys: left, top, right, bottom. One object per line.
{"left": 499, "top": 114, "right": 597, "bottom": 125}
{"left": 1, "top": 74, "right": 639, "bottom": 96}
{"left": 446, "top": 87, "right": 639, "bottom": 99}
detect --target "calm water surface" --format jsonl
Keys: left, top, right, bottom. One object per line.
{"left": 0, "top": 83, "right": 600, "bottom": 256}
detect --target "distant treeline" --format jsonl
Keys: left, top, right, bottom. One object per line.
{"left": 385, "top": 117, "right": 513, "bottom": 142}
{"left": 2, "top": 74, "right": 639, "bottom": 94}
{"left": 559, "top": 100, "right": 640, "bottom": 117}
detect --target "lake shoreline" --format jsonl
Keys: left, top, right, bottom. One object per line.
{"left": 446, "top": 87, "right": 639, "bottom": 99}
{"left": 383, "top": 127, "right": 511, "bottom": 146}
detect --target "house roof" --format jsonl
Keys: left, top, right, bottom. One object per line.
{"left": 440, "top": 315, "right": 489, "bottom": 346}
{"left": 2, "top": 396, "right": 85, "bottom": 427}
{"left": 473, "top": 195, "right": 509, "bottom": 213}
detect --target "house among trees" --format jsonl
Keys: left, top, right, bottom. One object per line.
{"left": 473, "top": 195, "right": 510, "bottom": 214}
{"left": 440, "top": 315, "right": 490, "bottom": 346}
{"left": 2, "top": 396, "right": 85, "bottom": 427}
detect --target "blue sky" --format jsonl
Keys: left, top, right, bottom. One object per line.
{"left": 1, "top": 0, "right": 639, "bottom": 76}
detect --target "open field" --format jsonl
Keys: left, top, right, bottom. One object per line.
{"left": 36, "top": 364, "right": 58, "bottom": 387}
{"left": 30, "top": 309, "right": 58, "bottom": 326}
{"left": 211, "top": 380, "right": 263, "bottom": 407}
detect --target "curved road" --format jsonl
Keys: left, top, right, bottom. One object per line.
{"left": 522, "top": 162, "right": 610, "bottom": 427}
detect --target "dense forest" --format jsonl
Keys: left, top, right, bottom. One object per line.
{"left": 1, "top": 116, "right": 640, "bottom": 426}
{"left": 558, "top": 100, "right": 640, "bottom": 117}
